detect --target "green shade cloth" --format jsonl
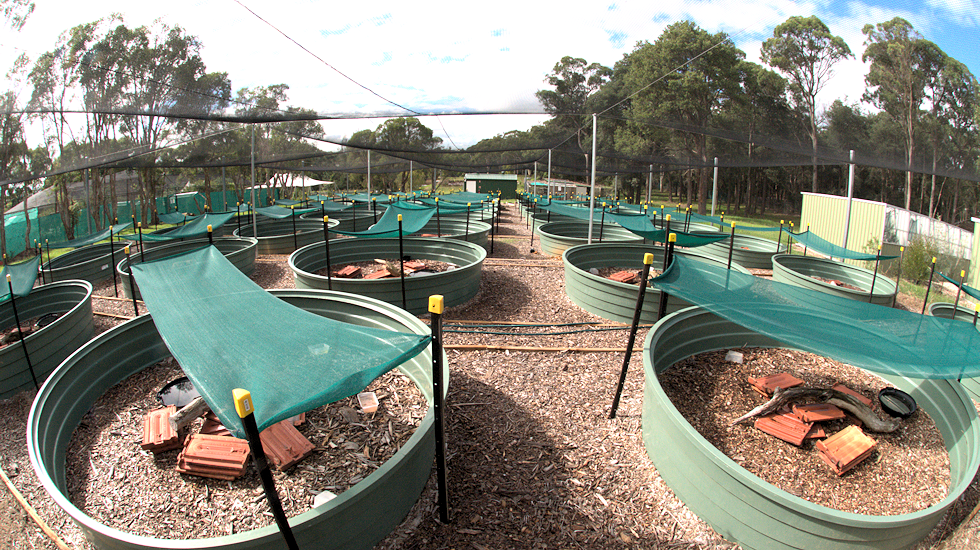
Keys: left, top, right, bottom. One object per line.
{"left": 275, "top": 199, "right": 303, "bottom": 206}
{"left": 157, "top": 212, "right": 189, "bottom": 225}
{"left": 141, "top": 213, "right": 236, "bottom": 242}
{"left": 416, "top": 198, "right": 483, "bottom": 213}
{"left": 686, "top": 211, "right": 782, "bottom": 232}
{"left": 603, "top": 211, "right": 730, "bottom": 247}
{"left": 254, "top": 205, "right": 320, "bottom": 219}
{"left": 330, "top": 202, "right": 436, "bottom": 238}
{"left": 131, "top": 246, "right": 431, "bottom": 436}
{"left": 650, "top": 254, "right": 980, "bottom": 379}
{"left": 45, "top": 222, "right": 133, "bottom": 249}
{"left": 788, "top": 230, "right": 898, "bottom": 261}
{"left": 310, "top": 200, "right": 354, "bottom": 213}
{"left": 439, "top": 192, "right": 492, "bottom": 204}
{"left": 343, "top": 193, "right": 391, "bottom": 204}
{"left": 0, "top": 255, "right": 40, "bottom": 304}
{"left": 939, "top": 271, "right": 980, "bottom": 303}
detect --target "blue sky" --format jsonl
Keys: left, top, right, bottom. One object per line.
{"left": 1, "top": 0, "right": 978, "bottom": 148}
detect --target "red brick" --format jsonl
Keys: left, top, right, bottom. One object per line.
{"left": 609, "top": 270, "right": 639, "bottom": 284}
{"left": 754, "top": 412, "right": 813, "bottom": 446}
{"left": 816, "top": 425, "right": 876, "bottom": 476}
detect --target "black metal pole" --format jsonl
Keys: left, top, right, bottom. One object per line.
{"left": 610, "top": 253, "right": 654, "bottom": 419}
{"left": 35, "top": 241, "right": 43, "bottom": 285}
{"left": 868, "top": 247, "right": 881, "bottom": 303}
{"left": 727, "top": 222, "right": 736, "bottom": 270}
{"left": 232, "top": 389, "right": 300, "bottom": 550}
{"left": 323, "top": 216, "right": 332, "bottom": 291}
{"left": 207, "top": 225, "right": 213, "bottom": 246}
{"left": 137, "top": 222, "right": 145, "bottom": 262}
{"left": 922, "top": 257, "right": 937, "bottom": 315}
{"left": 110, "top": 230, "right": 118, "bottom": 298}
{"left": 45, "top": 239, "right": 52, "bottom": 283}
{"left": 662, "top": 216, "right": 671, "bottom": 272}
{"left": 803, "top": 224, "right": 809, "bottom": 256}
{"left": 372, "top": 197, "right": 378, "bottom": 224}
{"left": 973, "top": 306, "right": 978, "bottom": 327}
{"left": 465, "top": 203, "right": 470, "bottom": 240}
{"left": 237, "top": 202, "right": 242, "bottom": 234}
{"left": 398, "top": 215, "right": 407, "bottom": 310}
{"left": 7, "top": 275, "right": 38, "bottom": 389}
{"left": 893, "top": 246, "right": 905, "bottom": 308}
{"left": 954, "top": 269, "right": 966, "bottom": 312}
{"left": 657, "top": 235, "right": 677, "bottom": 321}
{"left": 777, "top": 220, "right": 783, "bottom": 252}
{"left": 490, "top": 199, "right": 496, "bottom": 254}
{"left": 599, "top": 204, "right": 606, "bottom": 242}
{"left": 291, "top": 208, "right": 297, "bottom": 251}
{"left": 428, "top": 295, "right": 451, "bottom": 523}
{"left": 529, "top": 200, "right": 537, "bottom": 253}
{"left": 126, "top": 246, "right": 139, "bottom": 317}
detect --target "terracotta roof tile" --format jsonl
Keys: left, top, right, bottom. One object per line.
{"left": 260, "top": 420, "right": 315, "bottom": 470}
{"left": 747, "top": 373, "right": 804, "bottom": 397}
{"left": 609, "top": 270, "right": 639, "bottom": 284}
{"left": 832, "top": 384, "right": 873, "bottom": 406}
{"left": 199, "top": 412, "right": 231, "bottom": 437}
{"left": 816, "top": 425, "right": 877, "bottom": 476}
{"left": 364, "top": 269, "right": 392, "bottom": 280}
{"left": 754, "top": 412, "right": 813, "bottom": 446}
{"left": 176, "top": 434, "right": 250, "bottom": 480}
{"left": 792, "top": 403, "right": 846, "bottom": 423}
{"left": 334, "top": 266, "right": 361, "bottom": 278}
{"left": 141, "top": 405, "right": 182, "bottom": 453}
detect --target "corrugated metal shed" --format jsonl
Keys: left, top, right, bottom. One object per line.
{"left": 464, "top": 173, "right": 518, "bottom": 199}
{"left": 971, "top": 218, "right": 980, "bottom": 289}
{"left": 800, "top": 193, "right": 886, "bottom": 266}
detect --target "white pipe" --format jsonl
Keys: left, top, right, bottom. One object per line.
{"left": 587, "top": 114, "right": 597, "bottom": 244}
{"left": 710, "top": 157, "right": 718, "bottom": 216}
{"left": 843, "top": 149, "right": 855, "bottom": 251}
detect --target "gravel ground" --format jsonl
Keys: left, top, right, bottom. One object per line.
{"left": 2, "top": 202, "right": 980, "bottom": 550}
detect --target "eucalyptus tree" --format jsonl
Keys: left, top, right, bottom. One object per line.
{"left": 619, "top": 21, "right": 744, "bottom": 213}
{"left": 373, "top": 117, "right": 441, "bottom": 193}
{"left": 862, "top": 17, "right": 945, "bottom": 211}
{"left": 761, "top": 15, "right": 852, "bottom": 193}
{"left": 1, "top": 0, "right": 32, "bottom": 30}
{"left": 535, "top": 56, "right": 613, "bottom": 181}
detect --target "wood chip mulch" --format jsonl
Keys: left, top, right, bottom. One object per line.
{"left": 2, "top": 203, "right": 980, "bottom": 550}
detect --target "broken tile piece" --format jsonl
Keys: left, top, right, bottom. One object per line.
{"left": 176, "top": 433, "right": 250, "bottom": 480}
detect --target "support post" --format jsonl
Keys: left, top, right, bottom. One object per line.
{"left": 398, "top": 215, "right": 406, "bottom": 310}
{"left": 429, "top": 295, "right": 450, "bottom": 523}
{"left": 657, "top": 234, "right": 677, "bottom": 320}
{"left": 207, "top": 225, "right": 213, "bottom": 247}
{"left": 710, "top": 157, "right": 718, "bottom": 216}
{"left": 661, "top": 216, "right": 671, "bottom": 272}
{"left": 126, "top": 246, "right": 139, "bottom": 317}
{"left": 843, "top": 149, "right": 855, "bottom": 251}
{"left": 954, "top": 269, "right": 966, "bottom": 312}
{"left": 323, "top": 216, "right": 332, "bottom": 290}
{"left": 587, "top": 114, "right": 597, "bottom": 244}
{"left": 727, "top": 222, "right": 736, "bottom": 270}
{"left": 868, "top": 245, "right": 881, "bottom": 302}
{"left": 6, "top": 274, "right": 37, "bottom": 389}
{"left": 610, "top": 253, "right": 654, "bottom": 419}
{"left": 922, "top": 257, "right": 937, "bottom": 315}
{"left": 893, "top": 246, "right": 905, "bottom": 308}
{"left": 233, "top": 389, "right": 299, "bottom": 550}
{"left": 529, "top": 199, "right": 537, "bottom": 253}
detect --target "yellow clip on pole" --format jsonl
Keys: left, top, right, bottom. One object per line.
{"left": 233, "top": 388, "right": 253, "bottom": 418}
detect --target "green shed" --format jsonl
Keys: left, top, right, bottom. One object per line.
{"left": 465, "top": 173, "right": 518, "bottom": 199}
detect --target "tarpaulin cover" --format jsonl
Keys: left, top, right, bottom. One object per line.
{"left": 685, "top": 211, "right": 782, "bottom": 232}
{"left": 330, "top": 202, "right": 436, "bottom": 238}
{"left": 45, "top": 222, "right": 133, "bottom": 249}
{"left": 788, "top": 230, "right": 898, "bottom": 261}
{"left": 0, "top": 255, "right": 40, "bottom": 304}
{"left": 650, "top": 254, "right": 980, "bottom": 379}
{"left": 130, "top": 246, "right": 431, "bottom": 437}
{"left": 141, "top": 212, "right": 236, "bottom": 242}
{"left": 254, "top": 205, "right": 320, "bottom": 219}
{"left": 939, "top": 271, "right": 980, "bottom": 303}
{"left": 275, "top": 199, "right": 303, "bottom": 206}
{"left": 603, "top": 211, "right": 730, "bottom": 247}
{"left": 343, "top": 193, "right": 392, "bottom": 205}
